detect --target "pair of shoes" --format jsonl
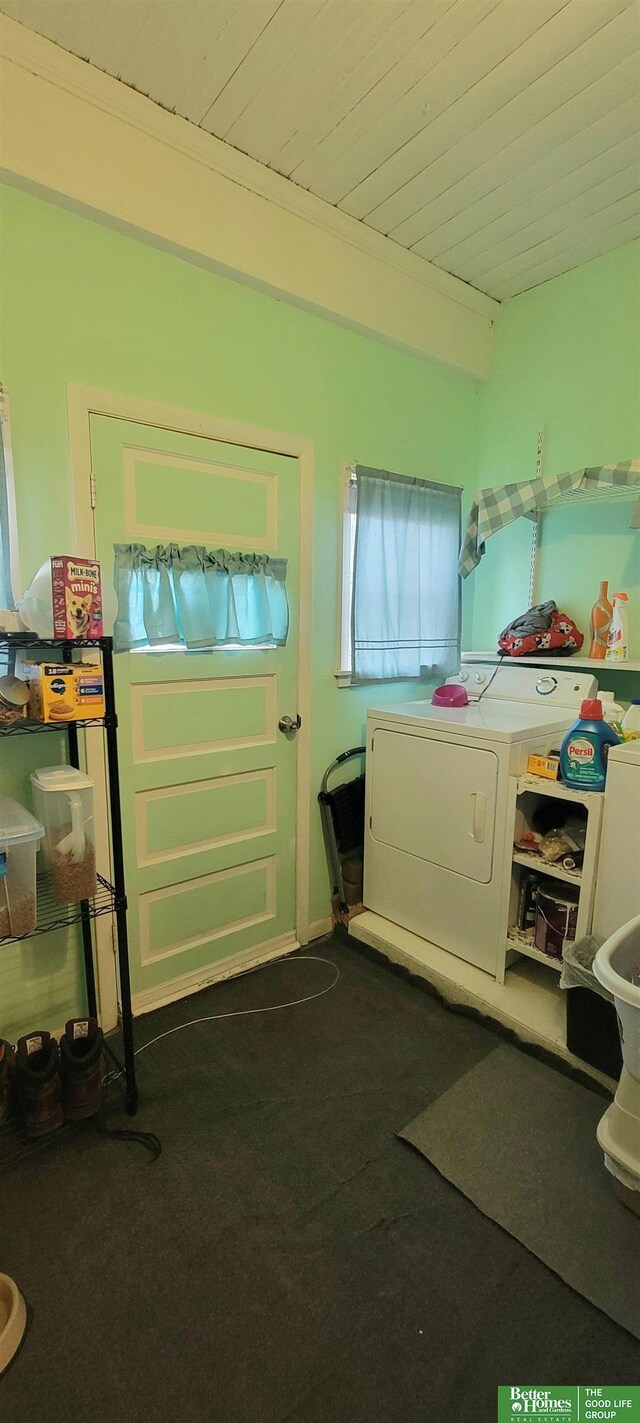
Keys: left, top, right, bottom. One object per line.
{"left": 2, "top": 1019, "right": 104, "bottom": 1138}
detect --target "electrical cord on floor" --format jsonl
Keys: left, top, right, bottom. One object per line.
{"left": 103, "top": 955, "right": 340, "bottom": 1085}
{"left": 134, "top": 955, "right": 340, "bottom": 1058}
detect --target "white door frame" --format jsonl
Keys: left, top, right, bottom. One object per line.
{"left": 66, "top": 384, "right": 313, "bottom": 1024}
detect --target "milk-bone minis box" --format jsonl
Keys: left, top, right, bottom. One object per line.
{"left": 51, "top": 557, "right": 103, "bottom": 640}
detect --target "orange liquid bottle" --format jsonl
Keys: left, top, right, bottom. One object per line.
{"left": 589, "top": 580, "right": 612, "bottom": 659}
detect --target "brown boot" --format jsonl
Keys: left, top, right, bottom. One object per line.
{"left": 15, "top": 1032, "right": 63, "bottom": 1137}
{"left": 0, "top": 1039, "right": 15, "bottom": 1126}
{"left": 59, "top": 1018, "right": 104, "bottom": 1121}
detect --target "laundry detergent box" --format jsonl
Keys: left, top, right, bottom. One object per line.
{"left": 50, "top": 556, "right": 103, "bottom": 640}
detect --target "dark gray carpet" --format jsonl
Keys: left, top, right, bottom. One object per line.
{"left": 2, "top": 934, "right": 639, "bottom": 1423}
{"left": 400, "top": 1043, "right": 640, "bottom": 1340}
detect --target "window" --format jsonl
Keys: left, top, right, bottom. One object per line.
{"left": 338, "top": 464, "right": 462, "bottom": 684}
{"left": 0, "top": 387, "right": 21, "bottom": 614}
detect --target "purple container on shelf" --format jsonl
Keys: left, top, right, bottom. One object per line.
{"left": 535, "top": 881, "right": 579, "bottom": 960}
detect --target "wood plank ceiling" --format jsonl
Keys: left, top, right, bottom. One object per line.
{"left": 2, "top": 0, "right": 639, "bottom": 299}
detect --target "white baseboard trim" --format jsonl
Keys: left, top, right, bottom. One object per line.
{"left": 306, "top": 915, "right": 333, "bottom": 942}
{"left": 41, "top": 924, "right": 331, "bottom": 1036}
{"left": 131, "top": 932, "right": 300, "bottom": 1017}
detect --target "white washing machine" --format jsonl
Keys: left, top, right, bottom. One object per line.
{"left": 592, "top": 739, "right": 640, "bottom": 938}
{"left": 589, "top": 746, "right": 640, "bottom": 1202}
{"left": 364, "top": 663, "right": 597, "bottom": 977}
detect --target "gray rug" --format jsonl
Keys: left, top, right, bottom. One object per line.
{"left": 399, "top": 1043, "right": 640, "bottom": 1341}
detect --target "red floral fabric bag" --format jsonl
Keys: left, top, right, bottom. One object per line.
{"left": 498, "top": 602, "right": 584, "bottom": 658}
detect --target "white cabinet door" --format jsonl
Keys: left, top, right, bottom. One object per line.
{"left": 370, "top": 729, "right": 498, "bottom": 884}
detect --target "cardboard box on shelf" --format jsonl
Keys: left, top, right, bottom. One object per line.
{"left": 50, "top": 557, "right": 103, "bottom": 640}
{"left": 25, "top": 663, "right": 77, "bottom": 723}
{"left": 23, "top": 660, "right": 106, "bottom": 722}
{"left": 527, "top": 752, "right": 560, "bottom": 780}
{"left": 74, "top": 663, "right": 106, "bottom": 718}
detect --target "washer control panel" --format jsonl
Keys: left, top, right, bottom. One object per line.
{"left": 447, "top": 662, "right": 597, "bottom": 708}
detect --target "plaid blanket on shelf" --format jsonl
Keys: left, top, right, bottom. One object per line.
{"left": 459, "top": 459, "right": 640, "bottom": 578}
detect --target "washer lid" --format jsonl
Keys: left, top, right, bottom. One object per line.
{"left": 608, "top": 739, "right": 640, "bottom": 766}
{"left": 366, "top": 697, "right": 577, "bottom": 742}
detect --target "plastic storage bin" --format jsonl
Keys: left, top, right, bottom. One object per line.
{"left": 30, "top": 766, "right": 96, "bottom": 905}
{"left": 594, "top": 915, "right": 640, "bottom": 1085}
{"left": 0, "top": 798, "right": 44, "bottom": 937}
{"left": 593, "top": 915, "right": 640, "bottom": 1209}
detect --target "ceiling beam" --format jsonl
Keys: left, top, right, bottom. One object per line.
{"left": 0, "top": 15, "right": 497, "bottom": 379}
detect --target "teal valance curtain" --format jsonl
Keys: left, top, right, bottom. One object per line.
{"left": 113, "top": 544, "right": 289, "bottom": 651}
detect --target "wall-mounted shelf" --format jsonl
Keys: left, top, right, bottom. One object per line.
{"left": 462, "top": 652, "right": 640, "bottom": 672}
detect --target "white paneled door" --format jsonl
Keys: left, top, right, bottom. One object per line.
{"left": 90, "top": 413, "right": 301, "bottom": 1006}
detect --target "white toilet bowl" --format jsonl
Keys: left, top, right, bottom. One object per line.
{"left": 593, "top": 914, "right": 640, "bottom": 1200}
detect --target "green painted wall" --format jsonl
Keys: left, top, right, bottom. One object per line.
{"left": 0, "top": 182, "right": 481, "bottom": 1036}
{"left": 465, "top": 239, "right": 640, "bottom": 703}
{"left": 2, "top": 182, "right": 638, "bottom": 1040}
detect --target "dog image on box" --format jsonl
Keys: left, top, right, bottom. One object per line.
{"left": 65, "top": 590, "right": 93, "bottom": 637}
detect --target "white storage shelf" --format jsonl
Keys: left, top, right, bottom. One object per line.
{"left": 512, "top": 848, "right": 581, "bottom": 885}
{"left": 517, "top": 773, "right": 603, "bottom": 807}
{"left": 506, "top": 773, "right": 604, "bottom": 979}
{"left": 506, "top": 926, "right": 563, "bottom": 973}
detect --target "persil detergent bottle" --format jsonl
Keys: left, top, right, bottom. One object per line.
{"left": 560, "top": 699, "right": 621, "bottom": 791}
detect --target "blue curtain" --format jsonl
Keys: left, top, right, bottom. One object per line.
{"left": 113, "top": 544, "right": 289, "bottom": 651}
{"left": 351, "top": 467, "right": 461, "bottom": 681}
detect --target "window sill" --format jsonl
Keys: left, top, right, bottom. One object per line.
{"left": 334, "top": 670, "right": 427, "bottom": 688}
{"left": 131, "top": 642, "right": 278, "bottom": 654}
{"left": 334, "top": 669, "right": 439, "bottom": 688}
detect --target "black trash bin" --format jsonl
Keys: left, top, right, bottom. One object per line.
{"left": 318, "top": 747, "right": 366, "bottom": 913}
{"left": 562, "top": 936, "right": 623, "bottom": 1079}
{"left": 566, "top": 986, "right": 623, "bottom": 1079}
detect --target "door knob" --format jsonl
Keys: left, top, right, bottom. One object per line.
{"left": 278, "top": 714, "right": 301, "bottom": 734}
